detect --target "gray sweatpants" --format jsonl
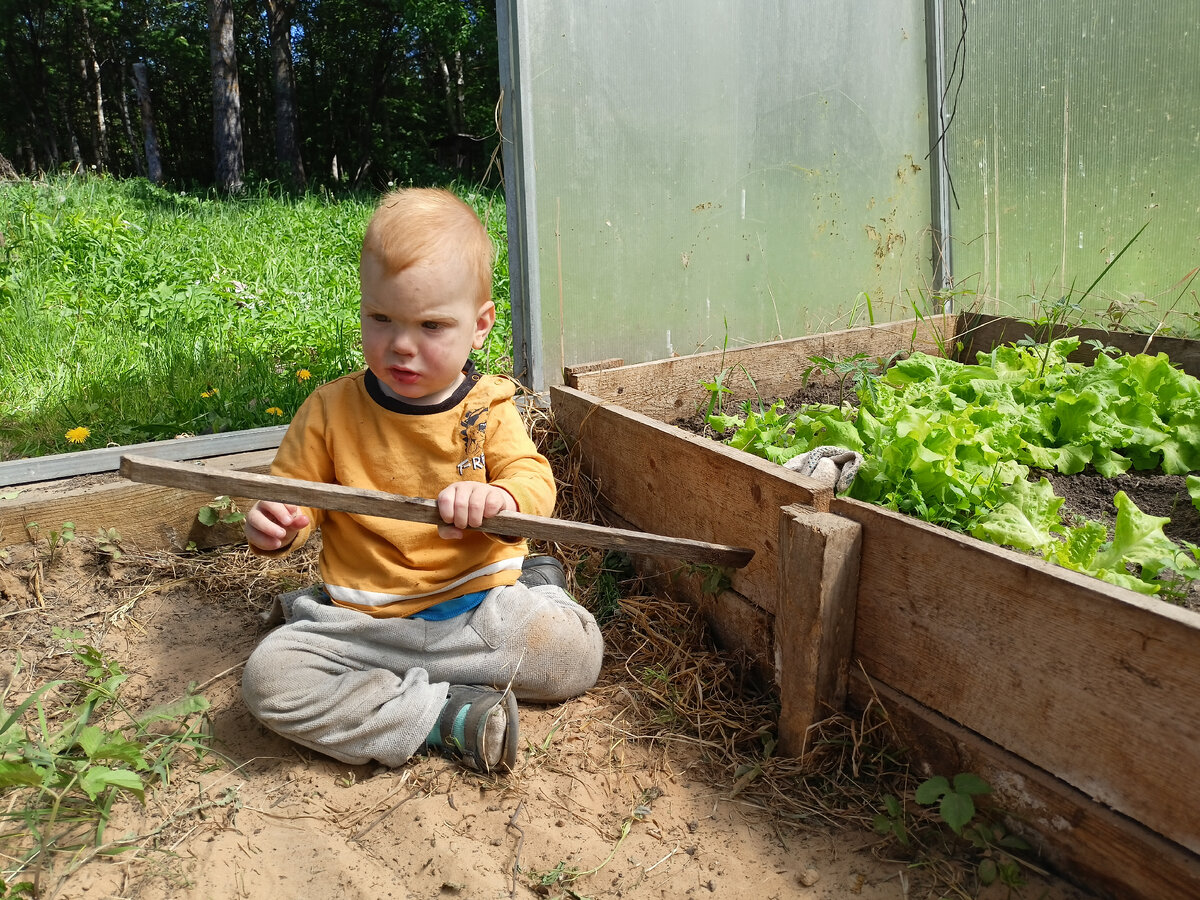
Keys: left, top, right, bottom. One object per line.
{"left": 241, "top": 582, "right": 604, "bottom": 767}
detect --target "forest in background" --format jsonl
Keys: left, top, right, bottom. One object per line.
{"left": 0, "top": 0, "right": 501, "bottom": 191}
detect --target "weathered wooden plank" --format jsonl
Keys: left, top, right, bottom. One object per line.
{"left": 850, "top": 675, "right": 1200, "bottom": 900}
{"left": 550, "top": 385, "right": 831, "bottom": 616}
{"left": 956, "top": 312, "right": 1200, "bottom": 376}
{"left": 121, "top": 455, "right": 755, "bottom": 568}
{"left": 0, "top": 426, "right": 289, "bottom": 487}
{"left": 834, "top": 495, "right": 1200, "bottom": 856}
{"left": 567, "top": 315, "right": 956, "bottom": 422}
{"left": 776, "top": 505, "right": 861, "bottom": 756}
{"left": 0, "top": 450, "right": 275, "bottom": 550}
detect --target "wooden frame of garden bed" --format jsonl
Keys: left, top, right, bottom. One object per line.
{"left": 555, "top": 314, "right": 1200, "bottom": 900}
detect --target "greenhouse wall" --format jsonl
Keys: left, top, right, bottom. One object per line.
{"left": 499, "top": 1, "right": 934, "bottom": 390}
{"left": 499, "top": 2, "right": 1199, "bottom": 391}
{"left": 940, "top": 1, "right": 1200, "bottom": 332}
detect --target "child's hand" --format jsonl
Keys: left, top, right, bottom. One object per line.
{"left": 244, "top": 500, "right": 310, "bottom": 551}
{"left": 436, "top": 482, "right": 516, "bottom": 539}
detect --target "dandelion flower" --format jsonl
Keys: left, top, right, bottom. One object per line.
{"left": 266, "top": 406, "right": 284, "bottom": 417}
{"left": 201, "top": 388, "right": 219, "bottom": 398}
{"left": 297, "top": 369, "right": 312, "bottom": 381}
{"left": 65, "top": 426, "right": 91, "bottom": 444}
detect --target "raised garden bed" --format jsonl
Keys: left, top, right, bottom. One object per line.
{"left": 553, "top": 313, "right": 1200, "bottom": 900}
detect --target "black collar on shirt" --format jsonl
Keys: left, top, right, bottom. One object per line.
{"left": 364, "top": 360, "right": 482, "bottom": 415}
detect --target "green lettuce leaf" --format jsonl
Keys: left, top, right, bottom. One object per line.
{"left": 971, "top": 478, "right": 1064, "bottom": 552}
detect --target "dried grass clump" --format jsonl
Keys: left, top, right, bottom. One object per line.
{"left": 526, "top": 394, "right": 912, "bottom": 835}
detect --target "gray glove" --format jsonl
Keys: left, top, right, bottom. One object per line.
{"left": 782, "top": 446, "right": 863, "bottom": 494}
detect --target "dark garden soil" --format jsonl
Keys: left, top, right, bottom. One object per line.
{"left": 676, "top": 383, "right": 1200, "bottom": 612}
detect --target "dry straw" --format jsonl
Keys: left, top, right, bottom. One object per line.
{"left": 521, "top": 389, "right": 912, "bottom": 833}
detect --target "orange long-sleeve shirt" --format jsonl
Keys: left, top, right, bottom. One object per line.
{"left": 263, "top": 365, "right": 555, "bottom": 617}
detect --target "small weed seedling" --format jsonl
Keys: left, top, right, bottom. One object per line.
{"left": 94, "top": 527, "right": 123, "bottom": 560}
{"left": 0, "top": 629, "right": 211, "bottom": 892}
{"left": 801, "top": 352, "right": 897, "bottom": 406}
{"left": 526, "top": 788, "right": 662, "bottom": 894}
{"left": 25, "top": 521, "right": 75, "bottom": 566}
{"left": 197, "top": 495, "right": 245, "bottom": 528}
{"left": 875, "top": 773, "right": 1034, "bottom": 891}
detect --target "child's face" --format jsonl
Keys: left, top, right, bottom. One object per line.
{"left": 359, "top": 250, "right": 495, "bottom": 406}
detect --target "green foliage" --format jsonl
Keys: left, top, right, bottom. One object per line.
{"left": 0, "top": 176, "right": 511, "bottom": 459}
{"left": 875, "top": 773, "right": 1032, "bottom": 891}
{"left": 93, "top": 528, "right": 123, "bottom": 560}
{"left": 0, "top": 1, "right": 500, "bottom": 187}
{"left": 24, "top": 522, "right": 75, "bottom": 566}
{"left": 579, "top": 551, "right": 635, "bottom": 625}
{"left": 0, "top": 630, "right": 211, "bottom": 889}
{"left": 197, "top": 496, "right": 245, "bottom": 528}
{"left": 710, "top": 340, "right": 1200, "bottom": 597}
{"left": 914, "top": 773, "right": 991, "bottom": 835}
{"left": 801, "top": 352, "right": 897, "bottom": 406}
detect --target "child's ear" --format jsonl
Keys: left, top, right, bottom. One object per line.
{"left": 472, "top": 300, "right": 496, "bottom": 349}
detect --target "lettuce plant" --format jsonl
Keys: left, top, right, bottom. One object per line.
{"left": 709, "top": 338, "right": 1200, "bottom": 597}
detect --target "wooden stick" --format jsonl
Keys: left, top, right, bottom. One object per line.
{"left": 119, "top": 454, "right": 755, "bottom": 569}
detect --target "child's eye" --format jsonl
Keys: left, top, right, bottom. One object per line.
{"left": 366, "top": 313, "right": 389, "bottom": 323}
{"left": 423, "top": 321, "right": 445, "bottom": 331}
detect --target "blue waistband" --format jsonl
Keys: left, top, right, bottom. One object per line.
{"left": 410, "top": 589, "right": 488, "bottom": 621}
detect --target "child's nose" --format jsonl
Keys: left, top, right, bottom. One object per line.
{"left": 391, "top": 328, "right": 418, "bottom": 356}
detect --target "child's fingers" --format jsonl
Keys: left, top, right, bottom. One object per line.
{"left": 245, "top": 501, "right": 306, "bottom": 550}
{"left": 437, "top": 483, "right": 512, "bottom": 531}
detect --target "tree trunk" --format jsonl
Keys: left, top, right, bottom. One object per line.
{"left": 117, "top": 65, "right": 146, "bottom": 179}
{"left": 266, "top": 0, "right": 304, "bottom": 187}
{"left": 78, "top": 7, "right": 109, "bottom": 170}
{"left": 208, "top": 0, "right": 244, "bottom": 193}
{"left": 133, "top": 61, "right": 164, "bottom": 184}
{"left": 61, "top": 96, "right": 84, "bottom": 170}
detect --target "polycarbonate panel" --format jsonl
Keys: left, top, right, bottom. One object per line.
{"left": 501, "top": 2, "right": 933, "bottom": 389}
{"left": 941, "top": 2, "right": 1200, "bottom": 331}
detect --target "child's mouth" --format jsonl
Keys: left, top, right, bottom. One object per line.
{"left": 390, "top": 367, "right": 421, "bottom": 385}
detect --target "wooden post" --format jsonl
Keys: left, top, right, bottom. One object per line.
{"left": 776, "top": 504, "right": 861, "bottom": 756}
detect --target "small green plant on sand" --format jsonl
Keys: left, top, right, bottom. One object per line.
{"left": 875, "top": 773, "right": 1036, "bottom": 891}
{"left": 24, "top": 521, "right": 75, "bottom": 566}
{"left": 93, "top": 527, "right": 123, "bottom": 560}
{"left": 0, "top": 629, "right": 211, "bottom": 893}
{"left": 526, "top": 788, "right": 662, "bottom": 894}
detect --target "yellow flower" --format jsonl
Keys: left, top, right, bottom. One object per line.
{"left": 201, "top": 388, "right": 219, "bottom": 398}
{"left": 266, "top": 406, "right": 284, "bottom": 417}
{"left": 296, "top": 369, "right": 312, "bottom": 381}
{"left": 65, "top": 426, "right": 91, "bottom": 444}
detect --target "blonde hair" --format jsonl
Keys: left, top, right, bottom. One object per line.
{"left": 360, "top": 188, "right": 493, "bottom": 307}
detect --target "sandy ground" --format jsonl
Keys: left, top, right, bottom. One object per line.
{"left": 0, "top": 537, "right": 1096, "bottom": 900}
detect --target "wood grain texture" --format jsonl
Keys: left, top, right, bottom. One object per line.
{"left": 777, "top": 505, "right": 861, "bottom": 756}
{"left": 0, "top": 450, "right": 275, "bottom": 550}
{"left": 834, "top": 495, "right": 1200, "bottom": 856}
{"left": 851, "top": 675, "right": 1200, "bottom": 900}
{"left": 550, "top": 385, "right": 831, "bottom": 616}
{"left": 120, "top": 455, "right": 755, "bottom": 568}
{"left": 956, "top": 312, "right": 1200, "bottom": 376}
{"left": 567, "top": 315, "right": 956, "bottom": 422}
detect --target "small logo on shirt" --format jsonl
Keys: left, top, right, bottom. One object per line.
{"left": 457, "top": 406, "right": 487, "bottom": 475}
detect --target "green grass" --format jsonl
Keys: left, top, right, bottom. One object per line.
{"left": 0, "top": 175, "right": 511, "bottom": 460}
{"left": 0, "top": 629, "right": 212, "bottom": 894}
